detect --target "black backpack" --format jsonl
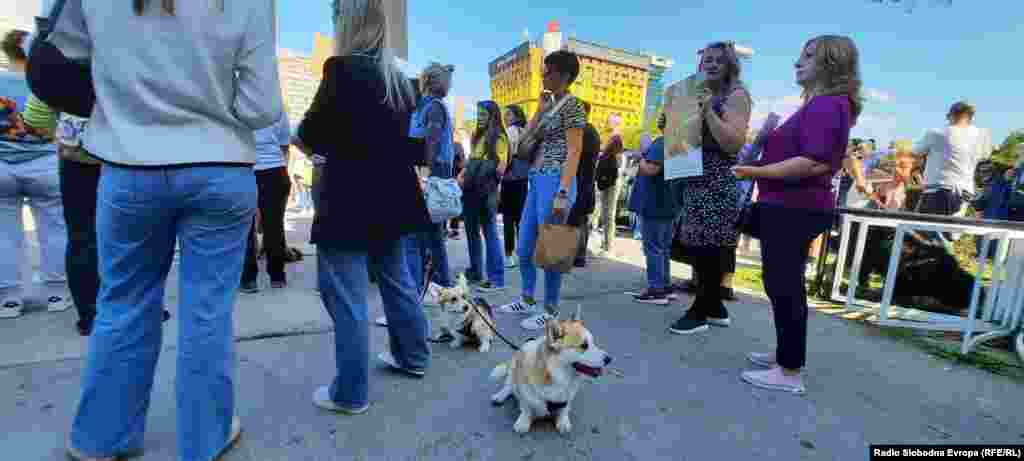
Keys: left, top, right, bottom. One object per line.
{"left": 26, "top": 1, "right": 96, "bottom": 118}
{"left": 463, "top": 137, "right": 503, "bottom": 196}
{"left": 595, "top": 154, "right": 619, "bottom": 191}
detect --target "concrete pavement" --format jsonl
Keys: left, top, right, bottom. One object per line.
{"left": 1, "top": 212, "right": 1023, "bottom": 460}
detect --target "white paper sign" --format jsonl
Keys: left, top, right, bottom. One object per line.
{"left": 663, "top": 73, "right": 707, "bottom": 180}
{"left": 664, "top": 148, "right": 704, "bottom": 180}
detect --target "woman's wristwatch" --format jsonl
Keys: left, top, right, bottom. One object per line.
{"left": 558, "top": 189, "right": 569, "bottom": 196}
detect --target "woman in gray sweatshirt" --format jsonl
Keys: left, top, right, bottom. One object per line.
{"left": 49, "top": 1, "right": 282, "bottom": 460}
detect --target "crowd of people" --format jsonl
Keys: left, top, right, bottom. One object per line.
{"left": 1, "top": 0, "right": 1012, "bottom": 459}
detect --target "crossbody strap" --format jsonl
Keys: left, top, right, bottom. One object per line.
{"left": 36, "top": 0, "right": 69, "bottom": 41}
{"left": 545, "top": 95, "right": 573, "bottom": 122}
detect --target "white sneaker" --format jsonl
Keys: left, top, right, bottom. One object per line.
{"left": 375, "top": 316, "right": 388, "bottom": 327}
{"left": 47, "top": 295, "right": 73, "bottom": 313}
{"left": 214, "top": 416, "right": 243, "bottom": 459}
{"left": 312, "top": 386, "right": 370, "bottom": 415}
{"left": 377, "top": 351, "right": 425, "bottom": 377}
{"left": 505, "top": 255, "right": 518, "bottom": 268}
{"left": 498, "top": 299, "right": 540, "bottom": 315}
{"left": 521, "top": 313, "right": 554, "bottom": 331}
{"left": 0, "top": 299, "right": 23, "bottom": 319}
{"left": 423, "top": 282, "right": 444, "bottom": 306}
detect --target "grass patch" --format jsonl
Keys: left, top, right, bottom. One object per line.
{"left": 876, "top": 326, "right": 1024, "bottom": 380}
{"left": 728, "top": 261, "right": 1023, "bottom": 381}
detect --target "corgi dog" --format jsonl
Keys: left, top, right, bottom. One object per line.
{"left": 436, "top": 274, "right": 496, "bottom": 353}
{"left": 490, "top": 306, "right": 612, "bottom": 434}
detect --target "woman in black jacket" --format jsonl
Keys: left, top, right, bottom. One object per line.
{"left": 295, "top": 0, "right": 431, "bottom": 415}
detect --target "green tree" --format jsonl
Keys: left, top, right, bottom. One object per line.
{"left": 991, "top": 130, "right": 1024, "bottom": 167}
{"left": 621, "top": 126, "right": 644, "bottom": 151}
{"left": 646, "top": 104, "right": 664, "bottom": 137}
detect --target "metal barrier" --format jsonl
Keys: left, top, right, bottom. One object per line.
{"left": 818, "top": 207, "right": 1024, "bottom": 363}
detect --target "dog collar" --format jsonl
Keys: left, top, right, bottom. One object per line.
{"left": 546, "top": 400, "right": 568, "bottom": 413}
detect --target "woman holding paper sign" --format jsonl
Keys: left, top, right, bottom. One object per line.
{"left": 668, "top": 41, "right": 752, "bottom": 335}
{"left": 732, "top": 35, "right": 860, "bottom": 394}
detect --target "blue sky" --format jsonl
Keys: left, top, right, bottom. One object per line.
{"left": 279, "top": 0, "right": 1023, "bottom": 147}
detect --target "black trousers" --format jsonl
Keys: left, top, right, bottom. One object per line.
{"left": 503, "top": 214, "right": 519, "bottom": 255}
{"left": 914, "top": 189, "right": 966, "bottom": 244}
{"left": 759, "top": 203, "right": 832, "bottom": 370}
{"left": 58, "top": 158, "right": 101, "bottom": 324}
{"left": 689, "top": 245, "right": 734, "bottom": 316}
{"left": 243, "top": 167, "right": 292, "bottom": 284}
{"left": 499, "top": 179, "right": 527, "bottom": 255}
{"left": 576, "top": 214, "right": 592, "bottom": 262}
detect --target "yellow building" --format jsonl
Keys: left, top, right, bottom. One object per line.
{"left": 489, "top": 42, "right": 546, "bottom": 121}
{"left": 277, "top": 49, "right": 320, "bottom": 126}
{"left": 489, "top": 37, "right": 651, "bottom": 137}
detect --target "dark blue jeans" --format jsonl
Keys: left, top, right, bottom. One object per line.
{"left": 404, "top": 224, "right": 453, "bottom": 290}
{"left": 758, "top": 203, "right": 832, "bottom": 370}
{"left": 318, "top": 239, "right": 430, "bottom": 408}
{"left": 463, "top": 194, "right": 504, "bottom": 286}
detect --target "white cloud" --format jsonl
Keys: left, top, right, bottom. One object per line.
{"left": 865, "top": 88, "right": 894, "bottom": 103}
{"left": 851, "top": 112, "right": 906, "bottom": 145}
{"left": 751, "top": 94, "right": 804, "bottom": 128}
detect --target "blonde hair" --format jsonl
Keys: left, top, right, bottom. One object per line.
{"left": 333, "top": 0, "right": 414, "bottom": 112}
{"left": 802, "top": 35, "right": 864, "bottom": 124}
{"left": 133, "top": 0, "right": 224, "bottom": 15}
{"left": 700, "top": 41, "right": 753, "bottom": 109}
{"left": 421, "top": 63, "right": 454, "bottom": 97}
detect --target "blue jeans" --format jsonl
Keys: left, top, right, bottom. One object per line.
{"left": 641, "top": 217, "right": 674, "bottom": 290}
{"left": 463, "top": 195, "right": 504, "bottom": 286}
{"left": 405, "top": 223, "right": 453, "bottom": 290}
{"left": 318, "top": 240, "right": 430, "bottom": 407}
{"left": 71, "top": 165, "right": 256, "bottom": 461}
{"left": 517, "top": 171, "right": 577, "bottom": 310}
{"left": 0, "top": 154, "right": 67, "bottom": 295}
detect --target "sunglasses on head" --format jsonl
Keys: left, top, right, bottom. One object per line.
{"left": 699, "top": 41, "right": 735, "bottom": 54}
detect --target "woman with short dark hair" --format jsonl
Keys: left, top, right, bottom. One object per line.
{"left": 497, "top": 50, "right": 586, "bottom": 331}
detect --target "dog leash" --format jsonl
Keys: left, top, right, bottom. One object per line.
{"left": 470, "top": 297, "right": 521, "bottom": 351}
{"left": 418, "top": 251, "right": 521, "bottom": 351}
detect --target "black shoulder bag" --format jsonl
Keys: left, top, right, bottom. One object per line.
{"left": 26, "top": 0, "right": 96, "bottom": 118}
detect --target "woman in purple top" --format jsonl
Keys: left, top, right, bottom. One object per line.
{"left": 733, "top": 35, "right": 861, "bottom": 394}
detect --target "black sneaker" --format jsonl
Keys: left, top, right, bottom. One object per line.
{"left": 76, "top": 318, "right": 94, "bottom": 336}
{"left": 475, "top": 281, "right": 505, "bottom": 293}
{"left": 633, "top": 289, "right": 670, "bottom": 306}
{"left": 669, "top": 308, "right": 709, "bottom": 335}
{"left": 707, "top": 304, "right": 731, "bottom": 327}
{"left": 428, "top": 332, "right": 455, "bottom": 343}
{"left": 163, "top": 310, "right": 171, "bottom": 322}
{"left": 673, "top": 280, "right": 699, "bottom": 294}
{"left": 240, "top": 282, "right": 259, "bottom": 294}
